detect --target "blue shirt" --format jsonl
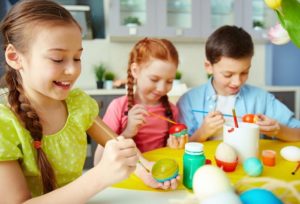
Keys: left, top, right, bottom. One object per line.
{"left": 177, "top": 78, "right": 300, "bottom": 137}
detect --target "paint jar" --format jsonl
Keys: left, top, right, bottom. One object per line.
{"left": 183, "top": 142, "right": 206, "bottom": 189}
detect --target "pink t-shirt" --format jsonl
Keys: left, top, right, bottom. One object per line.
{"left": 103, "top": 96, "right": 179, "bottom": 152}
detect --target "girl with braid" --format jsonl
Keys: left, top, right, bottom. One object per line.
{"left": 0, "top": 0, "right": 138, "bottom": 202}
{"left": 94, "top": 38, "right": 183, "bottom": 190}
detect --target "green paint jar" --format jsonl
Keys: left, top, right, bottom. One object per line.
{"left": 183, "top": 142, "right": 206, "bottom": 190}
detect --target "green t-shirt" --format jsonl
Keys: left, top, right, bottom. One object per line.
{"left": 0, "top": 88, "right": 98, "bottom": 196}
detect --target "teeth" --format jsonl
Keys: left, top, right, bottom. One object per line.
{"left": 55, "top": 81, "right": 70, "bottom": 85}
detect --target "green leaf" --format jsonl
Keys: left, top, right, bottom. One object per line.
{"left": 277, "top": 0, "right": 300, "bottom": 48}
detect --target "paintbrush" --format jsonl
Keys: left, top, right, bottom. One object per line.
{"left": 148, "top": 112, "right": 177, "bottom": 124}
{"left": 93, "top": 120, "right": 150, "bottom": 173}
{"left": 291, "top": 162, "right": 300, "bottom": 175}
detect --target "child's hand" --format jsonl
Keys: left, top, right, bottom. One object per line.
{"left": 135, "top": 160, "right": 180, "bottom": 190}
{"left": 167, "top": 134, "right": 188, "bottom": 149}
{"left": 200, "top": 111, "right": 225, "bottom": 139}
{"left": 95, "top": 136, "right": 138, "bottom": 187}
{"left": 123, "top": 104, "right": 149, "bottom": 138}
{"left": 255, "top": 114, "right": 280, "bottom": 137}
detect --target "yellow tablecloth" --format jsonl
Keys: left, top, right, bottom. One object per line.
{"left": 114, "top": 139, "right": 300, "bottom": 191}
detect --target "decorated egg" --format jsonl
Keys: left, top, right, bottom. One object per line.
{"left": 243, "top": 157, "right": 263, "bottom": 177}
{"left": 242, "top": 114, "right": 259, "bottom": 123}
{"left": 193, "top": 165, "right": 234, "bottom": 201}
{"left": 240, "top": 188, "right": 283, "bottom": 204}
{"left": 215, "top": 142, "right": 237, "bottom": 163}
{"left": 151, "top": 158, "right": 179, "bottom": 182}
{"left": 169, "top": 123, "right": 188, "bottom": 137}
{"left": 280, "top": 146, "right": 300, "bottom": 162}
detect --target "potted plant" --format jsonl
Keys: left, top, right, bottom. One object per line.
{"left": 94, "top": 64, "right": 106, "bottom": 89}
{"left": 123, "top": 16, "right": 141, "bottom": 27}
{"left": 104, "top": 71, "right": 115, "bottom": 89}
{"left": 174, "top": 70, "right": 182, "bottom": 85}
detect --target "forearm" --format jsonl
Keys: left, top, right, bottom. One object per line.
{"left": 24, "top": 167, "right": 108, "bottom": 204}
{"left": 189, "top": 127, "right": 209, "bottom": 142}
{"left": 275, "top": 125, "right": 300, "bottom": 142}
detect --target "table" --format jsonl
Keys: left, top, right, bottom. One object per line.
{"left": 88, "top": 139, "right": 300, "bottom": 203}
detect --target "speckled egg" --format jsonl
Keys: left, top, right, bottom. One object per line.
{"left": 151, "top": 159, "right": 179, "bottom": 182}
{"left": 243, "top": 157, "right": 263, "bottom": 177}
{"left": 280, "top": 146, "right": 300, "bottom": 162}
{"left": 240, "top": 188, "right": 283, "bottom": 204}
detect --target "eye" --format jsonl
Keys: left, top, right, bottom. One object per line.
{"left": 51, "top": 59, "right": 63, "bottom": 63}
{"left": 74, "top": 58, "right": 81, "bottom": 62}
{"left": 242, "top": 72, "right": 249, "bottom": 76}
{"left": 150, "top": 77, "right": 159, "bottom": 82}
{"left": 223, "top": 73, "right": 232, "bottom": 78}
{"left": 167, "top": 80, "right": 173, "bottom": 84}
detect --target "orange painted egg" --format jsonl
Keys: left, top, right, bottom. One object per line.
{"left": 151, "top": 159, "right": 179, "bottom": 182}
{"left": 242, "top": 114, "right": 258, "bottom": 123}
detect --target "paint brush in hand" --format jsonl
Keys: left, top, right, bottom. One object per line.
{"left": 93, "top": 120, "right": 150, "bottom": 173}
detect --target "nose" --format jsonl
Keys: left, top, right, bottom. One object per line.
{"left": 231, "top": 75, "right": 241, "bottom": 86}
{"left": 156, "top": 81, "right": 168, "bottom": 93}
{"left": 64, "top": 62, "right": 79, "bottom": 75}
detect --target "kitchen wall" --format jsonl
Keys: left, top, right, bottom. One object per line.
{"left": 75, "top": 0, "right": 266, "bottom": 90}
{"left": 76, "top": 39, "right": 266, "bottom": 89}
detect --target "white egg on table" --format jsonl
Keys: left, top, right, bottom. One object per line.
{"left": 193, "top": 165, "right": 233, "bottom": 202}
{"left": 280, "top": 146, "right": 300, "bottom": 162}
{"left": 215, "top": 142, "right": 237, "bottom": 163}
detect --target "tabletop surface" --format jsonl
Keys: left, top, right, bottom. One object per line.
{"left": 88, "top": 139, "right": 300, "bottom": 203}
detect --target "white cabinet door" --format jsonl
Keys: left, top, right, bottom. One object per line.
{"left": 242, "top": 0, "right": 277, "bottom": 41}
{"left": 109, "top": 0, "right": 156, "bottom": 37}
{"left": 156, "top": 0, "right": 201, "bottom": 38}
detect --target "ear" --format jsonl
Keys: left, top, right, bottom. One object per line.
{"left": 204, "top": 59, "right": 213, "bottom": 74}
{"left": 130, "top": 63, "right": 139, "bottom": 79}
{"left": 5, "top": 44, "right": 22, "bottom": 70}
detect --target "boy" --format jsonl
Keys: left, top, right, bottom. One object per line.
{"left": 177, "top": 25, "right": 300, "bottom": 142}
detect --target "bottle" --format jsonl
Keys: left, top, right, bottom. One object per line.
{"left": 183, "top": 142, "right": 206, "bottom": 189}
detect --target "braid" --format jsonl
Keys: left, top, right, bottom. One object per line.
{"left": 160, "top": 95, "right": 174, "bottom": 145}
{"left": 0, "top": 0, "right": 80, "bottom": 193}
{"left": 126, "top": 62, "right": 135, "bottom": 113}
{"left": 6, "top": 69, "right": 56, "bottom": 193}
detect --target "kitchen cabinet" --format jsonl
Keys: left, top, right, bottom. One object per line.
{"left": 109, "top": 0, "right": 277, "bottom": 41}
{"left": 109, "top": 0, "right": 202, "bottom": 40}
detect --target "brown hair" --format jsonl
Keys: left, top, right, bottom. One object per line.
{"left": 126, "top": 38, "right": 179, "bottom": 143}
{"left": 205, "top": 25, "right": 254, "bottom": 64}
{"left": 0, "top": 0, "right": 80, "bottom": 193}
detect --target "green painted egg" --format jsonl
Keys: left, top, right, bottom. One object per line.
{"left": 151, "top": 159, "right": 179, "bottom": 182}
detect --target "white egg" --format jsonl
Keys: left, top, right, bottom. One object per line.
{"left": 215, "top": 142, "right": 237, "bottom": 163}
{"left": 200, "top": 191, "right": 242, "bottom": 204}
{"left": 193, "top": 165, "right": 233, "bottom": 202}
{"left": 280, "top": 146, "right": 300, "bottom": 162}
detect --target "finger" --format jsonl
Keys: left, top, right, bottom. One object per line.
{"left": 161, "top": 180, "right": 171, "bottom": 190}
{"left": 126, "top": 155, "right": 139, "bottom": 166}
{"left": 118, "top": 138, "right": 137, "bottom": 149}
{"left": 170, "top": 178, "right": 178, "bottom": 190}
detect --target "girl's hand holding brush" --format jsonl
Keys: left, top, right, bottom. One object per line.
{"left": 95, "top": 136, "right": 138, "bottom": 187}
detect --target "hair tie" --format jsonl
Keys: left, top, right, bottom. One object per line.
{"left": 33, "top": 140, "right": 42, "bottom": 149}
